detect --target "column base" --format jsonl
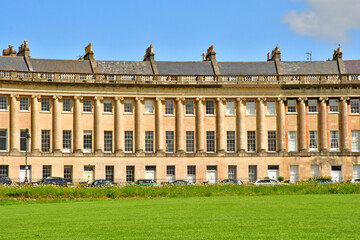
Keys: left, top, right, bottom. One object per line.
{"left": 156, "top": 150, "right": 165, "bottom": 156}
{"left": 135, "top": 150, "right": 145, "bottom": 156}
{"left": 115, "top": 150, "right": 124, "bottom": 156}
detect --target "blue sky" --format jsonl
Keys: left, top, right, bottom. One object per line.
{"left": 1, "top": 0, "right": 360, "bottom": 61}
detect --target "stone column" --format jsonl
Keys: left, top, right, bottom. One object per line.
{"left": 10, "top": 94, "right": 19, "bottom": 152}
{"left": 94, "top": 96, "right": 103, "bottom": 153}
{"left": 155, "top": 98, "right": 164, "bottom": 153}
{"left": 73, "top": 96, "right": 83, "bottom": 153}
{"left": 236, "top": 98, "right": 246, "bottom": 152}
{"left": 340, "top": 97, "right": 350, "bottom": 151}
{"left": 176, "top": 98, "right": 184, "bottom": 153}
{"left": 298, "top": 97, "right": 307, "bottom": 152}
{"left": 114, "top": 97, "right": 123, "bottom": 153}
{"left": 216, "top": 98, "right": 225, "bottom": 152}
{"left": 319, "top": 97, "right": 328, "bottom": 151}
{"left": 277, "top": 97, "right": 286, "bottom": 152}
{"left": 52, "top": 96, "right": 62, "bottom": 153}
{"left": 31, "top": 95, "right": 41, "bottom": 152}
{"left": 135, "top": 97, "right": 144, "bottom": 153}
{"left": 256, "top": 98, "right": 266, "bottom": 152}
{"left": 196, "top": 98, "right": 205, "bottom": 153}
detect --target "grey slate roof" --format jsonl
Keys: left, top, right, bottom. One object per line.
{"left": 218, "top": 62, "right": 277, "bottom": 75}
{"left": 0, "top": 56, "right": 29, "bottom": 71}
{"left": 31, "top": 59, "right": 93, "bottom": 73}
{"left": 281, "top": 61, "right": 339, "bottom": 75}
{"left": 156, "top": 61, "right": 214, "bottom": 75}
{"left": 343, "top": 60, "right": 360, "bottom": 74}
{"left": 96, "top": 61, "right": 153, "bottom": 75}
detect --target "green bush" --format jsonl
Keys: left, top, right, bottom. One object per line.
{"left": 278, "top": 176, "right": 284, "bottom": 182}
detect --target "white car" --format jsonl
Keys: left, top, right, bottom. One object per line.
{"left": 350, "top": 178, "right": 360, "bottom": 184}
{"left": 254, "top": 179, "right": 280, "bottom": 185}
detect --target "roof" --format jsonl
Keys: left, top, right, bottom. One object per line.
{"left": 156, "top": 61, "right": 214, "bottom": 75}
{"left": 218, "top": 62, "right": 277, "bottom": 75}
{"left": 343, "top": 60, "right": 360, "bottom": 74}
{"left": 0, "top": 56, "right": 29, "bottom": 71}
{"left": 281, "top": 61, "right": 339, "bottom": 75}
{"left": 30, "top": 59, "right": 93, "bottom": 73}
{"left": 96, "top": 61, "right": 153, "bottom": 75}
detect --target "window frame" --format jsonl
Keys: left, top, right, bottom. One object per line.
{"left": 351, "top": 130, "right": 360, "bottom": 152}
{"left": 308, "top": 99, "right": 318, "bottom": 113}
{"left": 0, "top": 96, "right": 7, "bottom": 111}
{"left": 42, "top": 165, "right": 52, "bottom": 179}
{"left": 351, "top": 99, "right": 360, "bottom": 114}
{"left": 83, "top": 99, "right": 92, "bottom": 113}
{"left": 185, "top": 100, "right": 194, "bottom": 115}
{"left": 330, "top": 130, "right": 339, "bottom": 151}
{"left": 41, "top": 98, "right": 50, "bottom": 112}
{"left": 206, "top": 131, "right": 215, "bottom": 153}
{"left": 41, "top": 130, "right": 50, "bottom": 152}
{"left": 62, "top": 130, "right": 71, "bottom": 153}
{"left": 288, "top": 131, "right": 297, "bottom": 152}
{"left": 309, "top": 131, "right": 318, "bottom": 151}
{"left": 105, "top": 166, "right": 114, "bottom": 182}
{"left": 144, "top": 100, "right": 154, "bottom": 114}
{"left": 329, "top": 99, "right": 339, "bottom": 113}
{"left": 124, "top": 131, "right": 133, "bottom": 153}
{"left": 0, "top": 129, "right": 7, "bottom": 151}
{"left": 165, "top": 100, "right": 174, "bottom": 115}
{"left": 124, "top": 100, "right": 133, "bottom": 114}
{"left": 145, "top": 131, "right": 154, "bottom": 153}
{"left": 226, "top": 131, "right": 235, "bottom": 152}
{"left": 83, "top": 131, "right": 92, "bottom": 153}
{"left": 62, "top": 98, "right": 71, "bottom": 112}
{"left": 186, "top": 131, "right": 195, "bottom": 153}
{"left": 287, "top": 99, "right": 297, "bottom": 113}
{"left": 246, "top": 100, "right": 255, "bottom": 115}
{"left": 266, "top": 100, "right": 276, "bottom": 115}
{"left": 165, "top": 131, "right": 175, "bottom": 153}
{"left": 228, "top": 165, "right": 237, "bottom": 179}
{"left": 205, "top": 100, "right": 215, "bottom": 115}
{"left": 247, "top": 131, "right": 256, "bottom": 152}
{"left": 267, "top": 131, "right": 277, "bottom": 152}
{"left": 226, "top": 100, "right": 235, "bottom": 116}
{"left": 104, "top": 131, "right": 113, "bottom": 153}
{"left": 20, "top": 129, "right": 27, "bottom": 152}
{"left": 103, "top": 99, "right": 113, "bottom": 113}
{"left": 126, "top": 166, "right": 135, "bottom": 183}
{"left": 64, "top": 166, "right": 73, "bottom": 183}
{"left": 166, "top": 165, "right": 175, "bottom": 183}
{"left": 20, "top": 97, "right": 29, "bottom": 111}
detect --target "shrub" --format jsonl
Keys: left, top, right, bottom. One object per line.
{"left": 278, "top": 176, "right": 284, "bottom": 182}
{"left": 264, "top": 176, "right": 270, "bottom": 179}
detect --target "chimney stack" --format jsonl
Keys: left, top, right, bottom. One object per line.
{"left": 332, "top": 47, "right": 342, "bottom": 61}
{"left": 2, "top": 45, "right": 16, "bottom": 56}
{"left": 143, "top": 44, "right": 155, "bottom": 61}
{"left": 267, "top": 45, "right": 281, "bottom": 61}
{"left": 205, "top": 45, "right": 216, "bottom": 61}
{"left": 84, "top": 43, "right": 94, "bottom": 60}
{"left": 17, "top": 40, "right": 30, "bottom": 57}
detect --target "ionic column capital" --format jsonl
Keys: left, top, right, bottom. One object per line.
{"left": 73, "top": 96, "right": 83, "bottom": 101}
{"left": 319, "top": 97, "right": 328, "bottom": 103}
{"left": 257, "top": 97, "right": 266, "bottom": 103}
{"left": 10, "top": 94, "right": 19, "bottom": 99}
{"left": 237, "top": 97, "right": 246, "bottom": 103}
{"left": 156, "top": 97, "right": 164, "bottom": 102}
{"left": 135, "top": 97, "right": 144, "bottom": 102}
{"left": 277, "top": 97, "right": 287, "bottom": 102}
{"left": 216, "top": 97, "right": 226, "bottom": 102}
{"left": 53, "top": 95, "right": 62, "bottom": 100}
{"left": 196, "top": 97, "right": 205, "bottom": 103}
{"left": 115, "top": 96, "right": 124, "bottom": 102}
{"left": 94, "top": 96, "right": 104, "bottom": 102}
{"left": 298, "top": 97, "right": 307, "bottom": 102}
{"left": 176, "top": 97, "right": 185, "bottom": 102}
{"left": 31, "top": 95, "right": 41, "bottom": 100}
{"left": 340, "top": 97, "right": 350, "bottom": 102}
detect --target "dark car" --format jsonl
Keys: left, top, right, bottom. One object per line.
{"left": 136, "top": 179, "right": 157, "bottom": 186}
{"left": 220, "top": 179, "right": 243, "bottom": 185}
{"left": 0, "top": 177, "right": 12, "bottom": 185}
{"left": 171, "top": 180, "right": 193, "bottom": 185}
{"left": 33, "top": 177, "right": 67, "bottom": 186}
{"left": 88, "top": 179, "right": 115, "bottom": 187}
{"left": 316, "top": 178, "right": 333, "bottom": 184}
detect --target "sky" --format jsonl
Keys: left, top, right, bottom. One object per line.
{"left": 1, "top": 0, "right": 360, "bottom": 62}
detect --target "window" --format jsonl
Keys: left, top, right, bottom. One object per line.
{"left": 311, "top": 165, "right": 319, "bottom": 178}
{"left": 267, "top": 100, "right": 276, "bottom": 115}
{"left": 166, "top": 166, "right": 175, "bottom": 183}
{"left": 351, "top": 99, "right": 359, "bottom": 114}
{"left": 63, "top": 98, "right": 71, "bottom": 112}
{"left": 330, "top": 131, "right": 339, "bottom": 151}
{"left": 124, "top": 100, "right": 133, "bottom": 113}
{"left": 126, "top": 166, "right": 135, "bottom": 183}
{"left": 308, "top": 99, "right": 318, "bottom": 113}
{"left": 0, "top": 129, "right": 7, "bottom": 151}
{"left": 288, "top": 131, "right": 297, "bottom": 152}
{"left": 187, "top": 166, "right": 196, "bottom": 183}
{"left": 41, "top": 98, "right": 50, "bottom": 112}
{"left": 246, "top": 100, "right": 255, "bottom": 115}
{"left": 226, "top": 100, "right": 235, "bottom": 115}
{"left": 287, "top": 99, "right": 296, "bottom": 113}
{"left": 206, "top": 131, "right": 215, "bottom": 152}
{"left": 104, "top": 131, "right": 113, "bottom": 152}
{"left": 83, "top": 131, "right": 92, "bottom": 153}
{"left": 206, "top": 100, "right": 215, "bottom": 115}
{"left": 247, "top": 131, "right": 256, "bottom": 152}
{"left": 42, "top": 165, "right": 51, "bottom": 178}
{"left": 103, "top": 100, "right": 112, "bottom": 113}
{"left": 144, "top": 100, "right": 153, "bottom": 114}
{"left": 83, "top": 99, "right": 92, "bottom": 113}
{"left": 186, "top": 131, "right": 195, "bottom": 153}
{"left": 64, "top": 166, "right": 73, "bottom": 183}
{"left": 41, "top": 130, "right": 50, "bottom": 152}
{"left": 268, "top": 131, "right": 276, "bottom": 152}
{"left": 0, "top": 165, "right": 9, "bottom": 178}
{"left": 0, "top": 96, "right": 7, "bottom": 110}
{"left": 185, "top": 100, "right": 194, "bottom": 115}
{"left": 248, "top": 165, "right": 257, "bottom": 183}
{"left": 227, "top": 131, "right": 235, "bottom": 152}
{"left": 20, "top": 129, "right": 27, "bottom": 152}
{"left": 20, "top": 97, "right": 29, "bottom": 111}
{"left": 106, "top": 166, "right": 114, "bottom": 182}
{"left": 125, "top": 131, "right": 133, "bottom": 152}
{"left": 228, "top": 165, "right": 237, "bottom": 179}
{"left": 63, "top": 130, "right": 71, "bottom": 153}
{"left": 352, "top": 130, "right": 360, "bottom": 151}
{"left": 329, "top": 99, "right": 338, "bottom": 113}
{"left": 145, "top": 131, "right": 154, "bottom": 152}
{"left": 165, "top": 131, "right": 174, "bottom": 153}
{"left": 309, "top": 131, "right": 318, "bottom": 151}
{"left": 165, "top": 100, "right": 174, "bottom": 115}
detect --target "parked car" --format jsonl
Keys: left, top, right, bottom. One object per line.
{"left": 220, "top": 179, "right": 243, "bottom": 185}
{"left": 350, "top": 178, "right": 360, "bottom": 184}
{"left": 136, "top": 179, "right": 157, "bottom": 186}
{"left": 316, "top": 178, "right": 333, "bottom": 184}
{"left": 171, "top": 180, "right": 193, "bottom": 185}
{"left": 88, "top": 179, "right": 115, "bottom": 187}
{"left": 254, "top": 179, "right": 280, "bottom": 185}
{"left": 33, "top": 177, "right": 67, "bottom": 186}
{"left": 0, "top": 177, "right": 12, "bottom": 185}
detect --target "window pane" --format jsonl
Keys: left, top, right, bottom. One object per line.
{"left": 42, "top": 165, "right": 51, "bottom": 178}
{"left": 287, "top": 100, "right": 296, "bottom": 113}
{"left": 125, "top": 131, "right": 133, "bottom": 152}
{"left": 0, "top": 97, "right": 7, "bottom": 110}
{"left": 227, "top": 131, "right": 235, "bottom": 152}
{"left": 246, "top": 100, "right": 255, "bottom": 115}
{"left": 20, "top": 129, "right": 27, "bottom": 151}
{"left": 165, "top": 100, "right": 174, "bottom": 115}
{"left": 64, "top": 166, "right": 73, "bottom": 183}
{"left": 106, "top": 166, "right": 114, "bottom": 182}
{"left": 267, "top": 100, "right": 276, "bottom": 115}
{"left": 104, "top": 131, "right": 113, "bottom": 152}
{"left": 309, "top": 131, "right": 318, "bottom": 150}
{"left": 268, "top": 131, "right": 276, "bottom": 152}
{"left": 144, "top": 100, "right": 153, "bottom": 114}
{"left": 124, "top": 100, "right": 133, "bottom": 113}
{"left": 228, "top": 165, "right": 237, "bottom": 179}
{"left": 63, "top": 130, "right": 71, "bottom": 153}
{"left": 0, "top": 129, "right": 7, "bottom": 151}
{"left": 206, "top": 101, "right": 214, "bottom": 115}
{"left": 186, "top": 131, "right": 195, "bottom": 153}
{"left": 126, "top": 166, "right": 135, "bottom": 183}
{"left": 206, "top": 131, "right": 215, "bottom": 152}
{"left": 165, "top": 131, "right": 174, "bottom": 153}
{"left": 351, "top": 99, "right": 359, "bottom": 114}
{"left": 145, "top": 131, "right": 154, "bottom": 152}
{"left": 166, "top": 166, "right": 175, "bottom": 183}
{"left": 187, "top": 166, "right": 196, "bottom": 183}
{"left": 308, "top": 99, "right": 318, "bottom": 113}
{"left": 41, "top": 130, "right": 50, "bottom": 152}
{"left": 104, "top": 100, "right": 112, "bottom": 113}
{"left": 63, "top": 99, "right": 71, "bottom": 112}
{"left": 247, "top": 131, "right": 256, "bottom": 152}
{"left": 41, "top": 98, "right": 50, "bottom": 112}
{"left": 83, "top": 131, "right": 92, "bottom": 153}
{"left": 329, "top": 99, "right": 338, "bottom": 112}
{"left": 185, "top": 100, "right": 194, "bottom": 115}
{"left": 226, "top": 101, "right": 235, "bottom": 115}
{"left": 352, "top": 130, "right": 360, "bottom": 151}
{"left": 83, "top": 99, "right": 92, "bottom": 112}
{"left": 20, "top": 97, "right": 29, "bottom": 111}
{"left": 288, "top": 131, "right": 297, "bottom": 152}
{"left": 330, "top": 131, "right": 339, "bottom": 151}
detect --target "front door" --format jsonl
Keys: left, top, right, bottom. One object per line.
{"left": 331, "top": 165, "right": 342, "bottom": 182}
{"left": 20, "top": 166, "right": 31, "bottom": 183}
{"left": 84, "top": 166, "right": 95, "bottom": 183}
{"left": 145, "top": 166, "right": 156, "bottom": 180}
{"left": 268, "top": 165, "right": 279, "bottom": 180}
{"left": 206, "top": 166, "right": 217, "bottom": 184}
{"left": 290, "top": 165, "right": 299, "bottom": 183}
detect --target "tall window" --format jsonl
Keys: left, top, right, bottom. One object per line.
{"left": 308, "top": 99, "right": 318, "bottom": 113}
{"left": 187, "top": 166, "right": 196, "bottom": 183}
{"left": 206, "top": 100, "right": 215, "bottom": 115}
{"left": 0, "top": 165, "right": 9, "bottom": 178}
{"left": 20, "top": 129, "right": 27, "bottom": 151}
{"left": 144, "top": 100, "right": 153, "bottom": 114}
{"left": 206, "top": 131, "right": 215, "bottom": 152}
{"left": 42, "top": 165, "right": 52, "bottom": 178}
{"left": 126, "top": 166, "right": 135, "bottom": 183}
{"left": 267, "top": 100, "right": 276, "bottom": 115}
{"left": 0, "top": 96, "right": 7, "bottom": 110}
{"left": 145, "top": 131, "right": 154, "bottom": 152}
{"left": 268, "top": 131, "right": 276, "bottom": 152}
{"left": 186, "top": 131, "right": 195, "bottom": 153}
{"left": 83, "top": 99, "right": 92, "bottom": 113}
{"left": 124, "top": 131, "right": 133, "bottom": 152}
{"left": 63, "top": 130, "right": 71, "bottom": 153}
{"left": 227, "top": 131, "right": 235, "bottom": 152}
{"left": 246, "top": 100, "right": 255, "bottom": 115}
{"left": 64, "top": 166, "right": 73, "bottom": 183}
{"left": 83, "top": 131, "right": 92, "bottom": 153}
{"left": 351, "top": 99, "right": 360, "bottom": 114}
{"left": 247, "top": 131, "right": 256, "bottom": 152}
{"left": 20, "top": 97, "right": 29, "bottom": 111}
{"left": 106, "top": 166, "right": 114, "bottom": 182}
{"left": 41, "top": 98, "right": 50, "bottom": 112}
{"left": 0, "top": 129, "right": 7, "bottom": 151}
{"left": 104, "top": 131, "right": 113, "bottom": 152}
{"left": 309, "top": 131, "right": 318, "bottom": 151}
{"left": 124, "top": 100, "right": 133, "bottom": 113}
{"left": 63, "top": 98, "right": 71, "bottom": 112}
{"left": 330, "top": 131, "right": 339, "bottom": 151}
{"left": 287, "top": 99, "right": 296, "bottom": 113}
{"left": 288, "top": 131, "right": 297, "bottom": 152}
{"left": 185, "top": 100, "right": 194, "bottom": 115}
{"left": 165, "top": 131, "right": 174, "bottom": 153}
{"left": 41, "top": 130, "right": 50, "bottom": 152}
{"left": 166, "top": 166, "right": 175, "bottom": 183}
{"left": 165, "top": 100, "right": 174, "bottom": 115}
{"left": 228, "top": 165, "right": 237, "bottom": 179}
{"left": 248, "top": 165, "right": 257, "bottom": 183}
{"left": 103, "top": 100, "right": 112, "bottom": 113}
{"left": 226, "top": 100, "right": 235, "bottom": 115}
{"left": 329, "top": 99, "right": 338, "bottom": 113}
{"left": 352, "top": 130, "right": 360, "bottom": 151}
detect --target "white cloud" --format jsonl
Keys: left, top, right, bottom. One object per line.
{"left": 283, "top": 0, "right": 360, "bottom": 43}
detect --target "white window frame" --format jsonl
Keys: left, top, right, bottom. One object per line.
{"left": 0, "top": 96, "right": 7, "bottom": 110}
{"left": 205, "top": 100, "right": 215, "bottom": 115}
{"left": 165, "top": 100, "right": 174, "bottom": 115}
{"left": 351, "top": 130, "right": 360, "bottom": 152}
{"left": 144, "top": 100, "right": 154, "bottom": 114}
{"left": 187, "top": 166, "right": 196, "bottom": 184}
{"left": 330, "top": 131, "right": 339, "bottom": 151}
{"left": 166, "top": 166, "right": 175, "bottom": 183}
{"left": 309, "top": 131, "right": 318, "bottom": 151}
{"left": 329, "top": 99, "right": 338, "bottom": 113}
{"left": 226, "top": 100, "right": 235, "bottom": 116}
{"left": 145, "top": 131, "right": 154, "bottom": 153}
{"left": 83, "top": 99, "right": 92, "bottom": 113}
{"left": 185, "top": 100, "right": 194, "bottom": 115}
{"left": 351, "top": 99, "right": 360, "bottom": 114}
{"left": 104, "top": 131, "right": 113, "bottom": 153}
{"left": 124, "top": 131, "right": 133, "bottom": 153}
{"left": 165, "top": 131, "right": 174, "bottom": 153}
{"left": 226, "top": 131, "right": 235, "bottom": 152}
{"left": 287, "top": 99, "right": 296, "bottom": 113}
{"left": 186, "top": 131, "right": 195, "bottom": 153}
{"left": 103, "top": 100, "right": 113, "bottom": 113}
{"left": 246, "top": 100, "right": 255, "bottom": 115}
{"left": 62, "top": 98, "right": 71, "bottom": 112}
{"left": 228, "top": 165, "right": 237, "bottom": 179}
{"left": 62, "top": 130, "right": 71, "bottom": 153}
{"left": 20, "top": 97, "right": 29, "bottom": 111}
{"left": 266, "top": 100, "right": 276, "bottom": 115}
{"left": 41, "top": 98, "right": 50, "bottom": 112}
{"left": 288, "top": 131, "right": 297, "bottom": 152}
{"left": 206, "top": 131, "right": 215, "bottom": 153}
{"left": 105, "top": 166, "right": 114, "bottom": 182}
{"left": 124, "top": 100, "right": 133, "bottom": 114}
{"left": 83, "top": 131, "right": 92, "bottom": 153}
{"left": 268, "top": 131, "right": 276, "bottom": 152}
{"left": 41, "top": 130, "right": 50, "bottom": 152}
{"left": 20, "top": 129, "right": 27, "bottom": 152}
{"left": 308, "top": 99, "right": 318, "bottom": 113}
{"left": 0, "top": 129, "right": 7, "bottom": 151}
{"left": 247, "top": 131, "right": 256, "bottom": 152}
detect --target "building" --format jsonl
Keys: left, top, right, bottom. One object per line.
{"left": 0, "top": 41, "right": 360, "bottom": 184}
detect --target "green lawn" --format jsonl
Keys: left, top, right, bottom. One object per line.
{"left": 1, "top": 195, "right": 359, "bottom": 239}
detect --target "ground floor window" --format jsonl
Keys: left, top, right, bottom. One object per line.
{"left": 166, "top": 166, "right": 175, "bottom": 183}
{"left": 106, "top": 166, "right": 114, "bottom": 182}
{"left": 0, "top": 165, "right": 9, "bottom": 177}
{"left": 187, "top": 166, "right": 196, "bottom": 183}
{"left": 42, "top": 165, "right": 52, "bottom": 178}
{"left": 126, "top": 166, "right": 135, "bottom": 183}
{"left": 228, "top": 165, "right": 237, "bottom": 179}
{"left": 248, "top": 165, "right": 257, "bottom": 183}
{"left": 64, "top": 166, "right": 73, "bottom": 183}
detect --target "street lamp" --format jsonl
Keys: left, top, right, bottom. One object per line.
{"left": 24, "top": 128, "right": 31, "bottom": 183}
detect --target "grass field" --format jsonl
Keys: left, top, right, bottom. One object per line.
{"left": 1, "top": 195, "right": 360, "bottom": 239}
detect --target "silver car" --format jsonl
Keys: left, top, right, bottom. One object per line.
{"left": 254, "top": 179, "right": 280, "bottom": 185}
